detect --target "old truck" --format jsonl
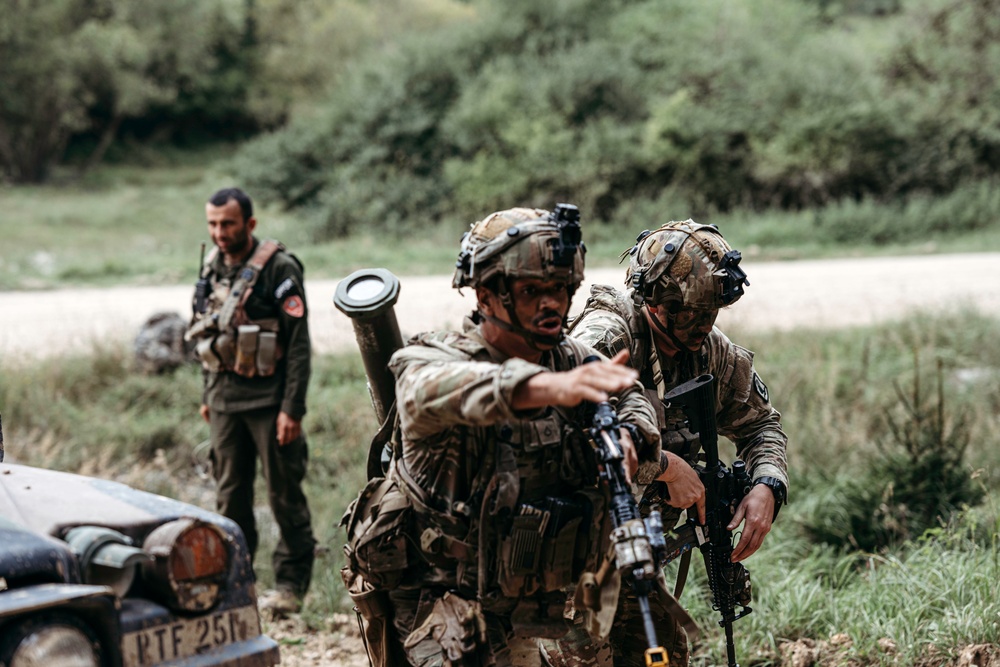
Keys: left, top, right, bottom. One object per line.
{"left": 0, "top": 416, "right": 280, "bottom": 666}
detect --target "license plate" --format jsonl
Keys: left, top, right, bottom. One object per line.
{"left": 122, "top": 605, "right": 261, "bottom": 666}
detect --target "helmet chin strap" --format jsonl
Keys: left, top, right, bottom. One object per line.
{"left": 475, "top": 278, "right": 565, "bottom": 350}
{"left": 476, "top": 310, "right": 564, "bottom": 350}
{"left": 646, "top": 304, "right": 691, "bottom": 355}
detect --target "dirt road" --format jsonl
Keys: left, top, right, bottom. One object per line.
{"left": 1, "top": 252, "right": 998, "bottom": 360}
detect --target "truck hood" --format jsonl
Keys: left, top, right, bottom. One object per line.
{"left": 0, "top": 463, "right": 220, "bottom": 539}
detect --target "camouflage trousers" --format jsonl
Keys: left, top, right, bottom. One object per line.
{"left": 209, "top": 406, "right": 317, "bottom": 596}
{"left": 388, "top": 588, "right": 610, "bottom": 667}
{"left": 539, "top": 588, "right": 689, "bottom": 667}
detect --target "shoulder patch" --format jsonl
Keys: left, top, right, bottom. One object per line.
{"left": 274, "top": 277, "right": 297, "bottom": 300}
{"left": 282, "top": 295, "right": 305, "bottom": 318}
{"left": 752, "top": 371, "right": 769, "bottom": 402}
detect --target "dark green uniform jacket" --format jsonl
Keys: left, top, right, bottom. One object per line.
{"left": 201, "top": 237, "right": 311, "bottom": 419}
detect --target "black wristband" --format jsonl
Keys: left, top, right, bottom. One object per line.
{"left": 754, "top": 476, "right": 786, "bottom": 521}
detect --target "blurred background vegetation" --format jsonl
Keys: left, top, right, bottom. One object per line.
{"left": 2, "top": 0, "right": 1000, "bottom": 664}
{"left": 3, "top": 0, "right": 1000, "bottom": 248}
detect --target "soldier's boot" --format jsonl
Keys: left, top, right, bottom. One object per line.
{"left": 258, "top": 586, "right": 303, "bottom": 619}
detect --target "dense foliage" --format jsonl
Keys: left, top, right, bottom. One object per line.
{"left": 234, "top": 0, "right": 1000, "bottom": 237}
{"left": 0, "top": 0, "right": 469, "bottom": 183}
{"left": 0, "top": 0, "right": 269, "bottom": 182}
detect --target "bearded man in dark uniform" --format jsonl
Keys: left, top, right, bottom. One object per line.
{"left": 186, "top": 187, "right": 316, "bottom": 617}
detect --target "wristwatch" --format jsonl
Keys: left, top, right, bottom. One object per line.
{"left": 754, "top": 476, "right": 787, "bottom": 521}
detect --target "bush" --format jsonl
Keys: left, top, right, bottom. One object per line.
{"left": 231, "top": 0, "right": 1000, "bottom": 241}
{"left": 801, "top": 354, "right": 984, "bottom": 552}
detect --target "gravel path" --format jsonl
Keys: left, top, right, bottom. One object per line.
{"left": 1, "top": 252, "right": 998, "bottom": 361}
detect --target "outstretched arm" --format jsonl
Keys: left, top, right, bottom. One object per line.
{"left": 512, "top": 350, "right": 638, "bottom": 409}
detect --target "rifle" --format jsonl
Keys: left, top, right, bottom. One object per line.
{"left": 185, "top": 243, "right": 220, "bottom": 343}
{"left": 194, "top": 243, "right": 209, "bottom": 315}
{"left": 583, "top": 356, "right": 669, "bottom": 667}
{"left": 663, "top": 374, "right": 753, "bottom": 667}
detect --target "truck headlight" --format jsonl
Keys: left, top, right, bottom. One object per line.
{"left": 141, "top": 518, "right": 230, "bottom": 612}
{"left": 65, "top": 526, "right": 153, "bottom": 599}
{"left": 0, "top": 613, "right": 101, "bottom": 667}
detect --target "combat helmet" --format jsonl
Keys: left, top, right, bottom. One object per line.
{"left": 453, "top": 204, "right": 585, "bottom": 294}
{"left": 624, "top": 219, "right": 749, "bottom": 311}
{"left": 453, "top": 203, "right": 585, "bottom": 347}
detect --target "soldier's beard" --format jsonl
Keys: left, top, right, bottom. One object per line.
{"left": 224, "top": 233, "right": 251, "bottom": 258}
{"left": 477, "top": 308, "right": 566, "bottom": 352}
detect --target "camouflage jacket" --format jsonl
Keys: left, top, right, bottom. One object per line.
{"left": 387, "top": 317, "right": 661, "bottom": 598}
{"left": 569, "top": 284, "right": 788, "bottom": 490}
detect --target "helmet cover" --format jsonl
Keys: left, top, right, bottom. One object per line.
{"left": 452, "top": 205, "right": 585, "bottom": 293}
{"left": 625, "top": 219, "right": 748, "bottom": 310}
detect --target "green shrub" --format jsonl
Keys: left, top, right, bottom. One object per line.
{"left": 800, "top": 354, "right": 984, "bottom": 552}
{"left": 231, "top": 0, "right": 1000, "bottom": 241}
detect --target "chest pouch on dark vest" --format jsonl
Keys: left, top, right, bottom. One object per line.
{"left": 194, "top": 331, "right": 234, "bottom": 373}
{"left": 188, "top": 241, "right": 284, "bottom": 377}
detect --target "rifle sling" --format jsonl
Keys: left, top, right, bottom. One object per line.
{"left": 655, "top": 572, "right": 701, "bottom": 641}
{"left": 217, "top": 239, "right": 282, "bottom": 331}
{"left": 673, "top": 549, "right": 692, "bottom": 599}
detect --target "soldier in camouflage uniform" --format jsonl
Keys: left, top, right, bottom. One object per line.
{"left": 186, "top": 188, "right": 316, "bottom": 617}
{"left": 372, "top": 206, "right": 705, "bottom": 667}
{"left": 547, "top": 219, "right": 789, "bottom": 667}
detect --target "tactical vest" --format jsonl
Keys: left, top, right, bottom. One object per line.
{"left": 184, "top": 240, "right": 285, "bottom": 377}
{"left": 571, "top": 284, "right": 705, "bottom": 463}
{"left": 341, "top": 341, "right": 611, "bottom": 636}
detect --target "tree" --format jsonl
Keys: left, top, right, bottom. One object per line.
{"left": 0, "top": 0, "right": 90, "bottom": 182}
{"left": 0, "top": 0, "right": 265, "bottom": 183}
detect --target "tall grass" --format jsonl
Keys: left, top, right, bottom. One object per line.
{"left": 1, "top": 309, "right": 998, "bottom": 663}
{"left": 682, "top": 504, "right": 1000, "bottom": 666}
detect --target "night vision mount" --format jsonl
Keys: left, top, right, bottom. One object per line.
{"left": 548, "top": 203, "right": 582, "bottom": 267}
{"left": 718, "top": 249, "right": 749, "bottom": 305}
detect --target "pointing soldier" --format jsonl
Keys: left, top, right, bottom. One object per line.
{"left": 185, "top": 187, "right": 316, "bottom": 617}
{"left": 342, "top": 205, "right": 705, "bottom": 667}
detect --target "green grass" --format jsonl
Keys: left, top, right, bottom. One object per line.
{"left": 681, "top": 504, "right": 1000, "bottom": 666}
{"left": 2, "top": 150, "right": 999, "bottom": 662}
{"left": 2, "top": 154, "right": 998, "bottom": 292}
{"left": 2, "top": 308, "right": 999, "bottom": 663}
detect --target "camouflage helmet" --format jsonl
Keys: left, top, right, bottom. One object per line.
{"left": 625, "top": 219, "right": 749, "bottom": 310}
{"left": 452, "top": 204, "right": 585, "bottom": 293}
